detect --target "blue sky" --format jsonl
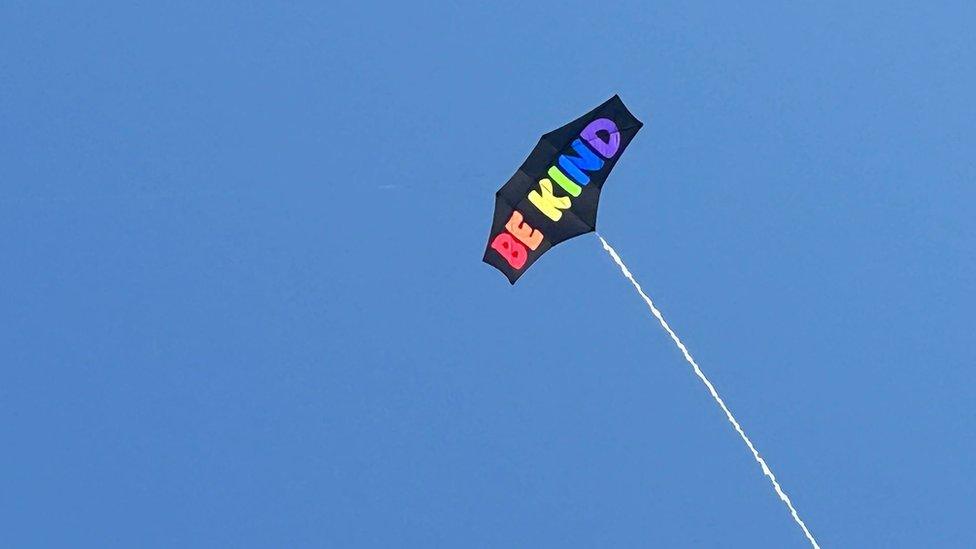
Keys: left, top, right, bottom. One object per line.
{"left": 2, "top": 2, "right": 974, "bottom": 547}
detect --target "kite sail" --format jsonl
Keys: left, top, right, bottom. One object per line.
{"left": 483, "top": 95, "right": 643, "bottom": 283}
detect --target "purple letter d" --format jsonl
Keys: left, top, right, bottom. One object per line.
{"left": 580, "top": 118, "right": 620, "bottom": 159}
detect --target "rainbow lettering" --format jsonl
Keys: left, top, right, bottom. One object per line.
{"left": 491, "top": 117, "right": 621, "bottom": 269}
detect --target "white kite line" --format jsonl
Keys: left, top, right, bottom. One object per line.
{"left": 597, "top": 233, "right": 820, "bottom": 549}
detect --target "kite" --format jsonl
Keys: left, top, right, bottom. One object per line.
{"left": 480, "top": 96, "right": 822, "bottom": 548}
{"left": 483, "top": 95, "right": 643, "bottom": 283}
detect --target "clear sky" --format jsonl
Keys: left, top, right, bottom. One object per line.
{"left": 2, "top": 2, "right": 974, "bottom": 547}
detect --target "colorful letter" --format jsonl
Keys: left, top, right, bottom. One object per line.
{"left": 580, "top": 118, "right": 620, "bottom": 159}
{"left": 547, "top": 166, "right": 581, "bottom": 197}
{"left": 490, "top": 233, "right": 528, "bottom": 269}
{"left": 505, "top": 210, "right": 543, "bottom": 250}
{"left": 528, "top": 178, "right": 571, "bottom": 221}
{"left": 557, "top": 138, "right": 605, "bottom": 185}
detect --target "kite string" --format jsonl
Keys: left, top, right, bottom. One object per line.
{"left": 596, "top": 233, "right": 821, "bottom": 549}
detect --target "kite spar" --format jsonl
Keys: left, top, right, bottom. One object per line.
{"left": 483, "top": 95, "right": 821, "bottom": 548}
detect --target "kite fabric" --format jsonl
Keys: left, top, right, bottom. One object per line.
{"left": 483, "top": 95, "right": 643, "bottom": 283}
